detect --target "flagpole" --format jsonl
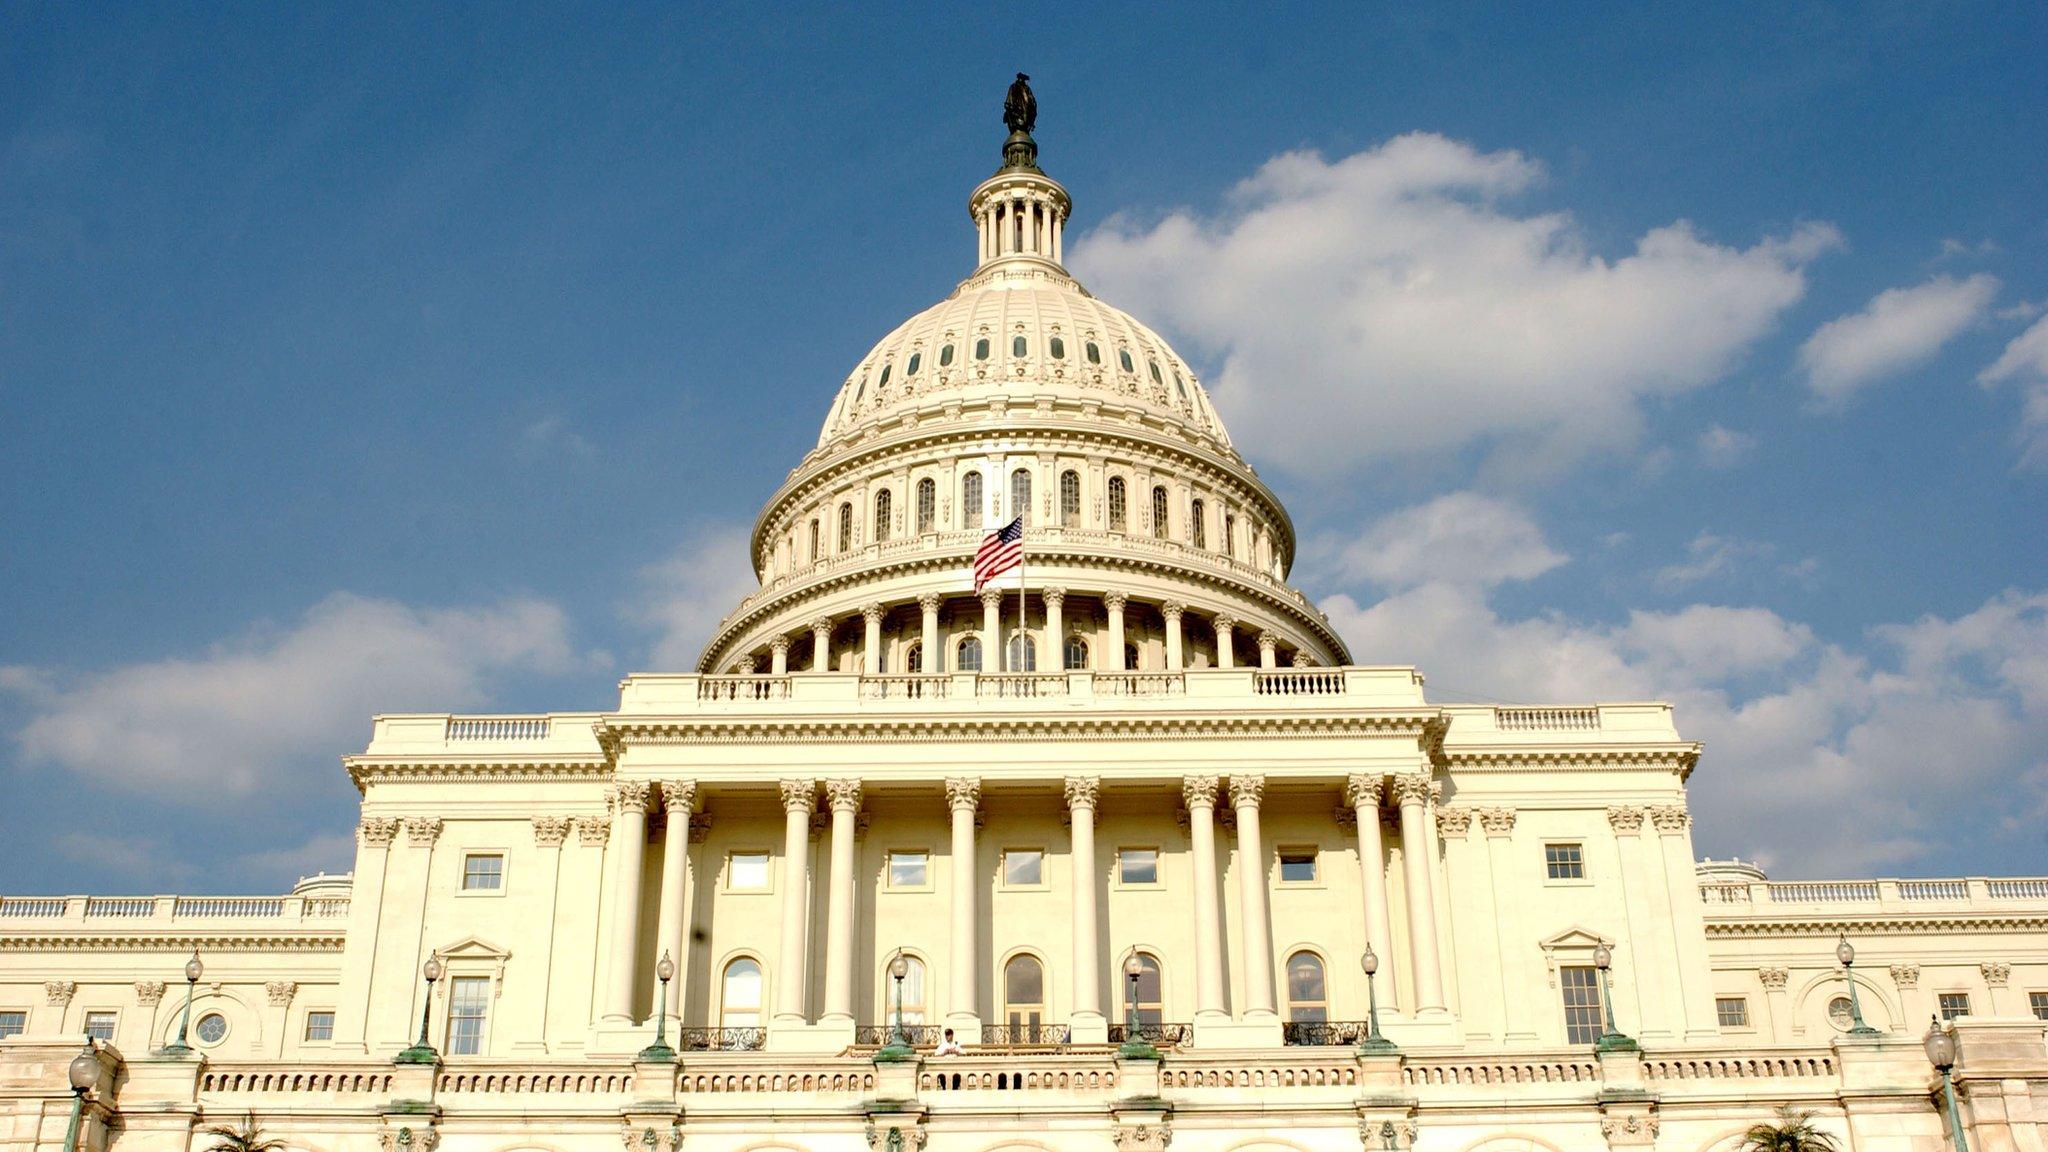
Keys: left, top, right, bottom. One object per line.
{"left": 1016, "top": 516, "right": 1027, "bottom": 672}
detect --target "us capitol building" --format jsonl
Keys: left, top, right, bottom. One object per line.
{"left": 4, "top": 83, "right": 2045, "bottom": 1152}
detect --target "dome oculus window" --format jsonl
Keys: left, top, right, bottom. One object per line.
{"left": 907, "top": 352, "right": 921, "bottom": 376}
{"left": 1012, "top": 335, "right": 1027, "bottom": 358}
{"left": 1118, "top": 348, "right": 1134, "bottom": 373}
{"left": 940, "top": 343, "right": 955, "bottom": 367}
{"left": 975, "top": 338, "right": 991, "bottom": 361}
{"left": 1049, "top": 336, "right": 1065, "bottom": 359}
{"left": 195, "top": 1012, "right": 229, "bottom": 1045}
{"left": 1085, "top": 341, "right": 1102, "bottom": 364}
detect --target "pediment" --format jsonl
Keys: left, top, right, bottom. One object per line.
{"left": 436, "top": 935, "right": 511, "bottom": 962}
{"left": 1537, "top": 926, "right": 1611, "bottom": 951}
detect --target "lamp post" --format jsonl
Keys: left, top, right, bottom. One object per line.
{"left": 1358, "top": 945, "right": 1396, "bottom": 1053}
{"left": 1837, "top": 934, "right": 1880, "bottom": 1036}
{"left": 639, "top": 950, "right": 677, "bottom": 1062}
{"left": 1925, "top": 1016, "right": 1971, "bottom": 1152}
{"left": 159, "top": 949, "right": 203, "bottom": 1055}
{"left": 62, "top": 1036, "right": 96, "bottom": 1152}
{"left": 1592, "top": 943, "right": 1637, "bottom": 1052}
{"left": 395, "top": 953, "right": 443, "bottom": 1064}
{"left": 1117, "top": 954, "right": 1160, "bottom": 1060}
{"left": 876, "top": 952, "right": 915, "bottom": 1062}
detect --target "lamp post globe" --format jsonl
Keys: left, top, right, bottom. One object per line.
{"left": 1926, "top": 1016, "right": 1971, "bottom": 1152}
{"left": 875, "top": 950, "right": 916, "bottom": 1062}
{"left": 395, "top": 953, "right": 443, "bottom": 1065}
{"left": 640, "top": 948, "right": 679, "bottom": 1063}
{"left": 1837, "top": 933, "right": 1879, "bottom": 1036}
{"left": 1117, "top": 954, "right": 1160, "bottom": 1061}
{"left": 1358, "top": 945, "right": 1395, "bottom": 1053}
{"left": 1591, "top": 942, "right": 1636, "bottom": 1052}
{"left": 62, "top": 1036, "right": 96, "bottom": 1152}
{"left": 160, "top": 948, "right": 203, "bottom": 1055}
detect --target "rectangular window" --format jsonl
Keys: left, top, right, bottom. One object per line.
{"left": 84, "top": 1011, "right": 116, "bottom": 1042}
{"left": 888, "top": 850, "right": 929, "bottom": 888}
{"left": 1939, "top": 993, "right": 1972, "bottom": 1020}
{"left": 1560, "top": 965, "right": 1604, "bottom": 1044}
{"left": 1716, "top": 996, "right": 1751, "bottom": 1027}
{"left": 1278, "top": 850, "right": 1318, "bottom": 883}
{"left": 446, "top": 976, "right": 490, "bottom": 1055}
{"left": 1118, "top": 848, "right": 1159, "bottom": 885}
{"left": 1003, "top": 849, "right": 1044, "bottom": 887}
{"left": 728, "top": 852, "right": 770, "bottom": 891}
{"left": 0, "top": 1010, "right": 24, "bottom": 1038}
{"left": 2031, "top": 991, "right": 2048, "bottom": 1021}
{"left": 461, "top": 854, "right": 504, "bottom": 891}
{"left": 1545, "top": 843, "right": 1586, "bottom": 880}
{"left": 304, "top": 1011, "right": 335, "bottom": 1041}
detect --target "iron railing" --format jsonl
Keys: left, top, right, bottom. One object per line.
{"left": 980, "top": 1023, "right": 1069, "bottom": 1046}
{"left": 853, "top": 1023, "right": 946, "bottom": 1047}
{"left": 677, "top": 1026, "right": 766, "bottom": 1052}
{"left": 1282, "top": 1020, "right": 1373, "bottom": 1046}
{"left": 1108, "top": 1022, "right": 1193, "bottom": 1047}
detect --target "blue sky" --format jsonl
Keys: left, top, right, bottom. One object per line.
{"left": 4, "top": 3, "right": 2045, "bottom": 891}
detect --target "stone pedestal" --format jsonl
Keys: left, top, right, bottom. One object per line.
{"left": 1953, "top": 1020, "right": 2048, "bottom": 1152}
{"left": 1111, "top": 1056, "right": 1171, "bottom": 1152}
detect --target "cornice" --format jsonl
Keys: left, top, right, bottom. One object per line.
{"left": 600, "top": 710, "right": 1441, "bottom": 747}
{"left": 0, "top": 933, "right": 346, "bottom": 953}
{"left": 345, "top": 757, "right": 612, "bottom": 792}
{"left": 1439, "top": 745, "right": 1702, "bottom": 779}
{"left": 1704, "top": 914, "right": 2048, "bottom": 937}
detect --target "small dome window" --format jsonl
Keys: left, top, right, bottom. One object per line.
{"left": 940, "top": 344, "right": 955, "bottom": 367}
{"left": 879, "top": 364, "right": 891, "bottom": 388}
{"left": 1174, "top": 372, "right": 1188, "bottom": 402}
{"left": 854, "top": 375, "right": 867, "bottom": 403}
{"left": 1149, "top": 360, "right": 1163, "bottom": 386}
{"left": 975, "top": 338, "right": 991, "bottom": 361}
{"left": 1049, "top": 336, "right": 1066, "bottom": 359}
{"left": 1013, "top": 335, "right": 1027, "bottom": 358}
{"left": 907, "top": 352, "right": 921, "bottom": 376}
{"left": 1085, "top": 342, "right": 1101, "bottom": 365}
{"left": 1118, "top": 348, "right": 1134, "bottom": 373}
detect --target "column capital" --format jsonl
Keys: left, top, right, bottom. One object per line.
{"left": 404, "top": 816, "right": 444, "bottom": 846}
{"left": 1390, "top": 774, "right": 1433, "bottom": 807}
{"left": 576, "top": 815, "right": 611, "bottom": 847}
{"left": 1342, "top": 773, "right": 1382, "bottom": 809}
{"left": 945, "top": 777, "right": 981, "bottom": 812}
{"left": 1063, "top": 776, "right": 1100, "bottom": 811}
{"left": 532, "top": 816, "right": 572, "bottom": 847}
{"left": 769, "top": 635, "right": 791, "bottom": 655}
{"left": 266, "top": 980, "right": 299, "bottom": 1007}
{"left": 825, "top": 778, "right": 864, "bottom": 813}
{"left": 1212, "top": 613, "right": 1236, "bottom": 634}
{"left": 978, "top": 588, "right": 1004, "bottom": 610}
{"left": 1478, "top": 806, "right": 1516, "bottom": 836}
{"left": 359, "top": 817, "right": 401, "bottom": 847}
{"left": 1043, "top": 586, "right": 1066, "bottom": 608}
{"left": 661, "top": 780, "right": 699, "bottom": 814}
{"left": 1606, "top": 805, "right": 1645, "bottom": 834}
{"left": 1435, "top": 806, "right": 1472, "bottom": 837}
{"left": 1758, "top": 966, "right": 1789, "bottom": 991}
{"left": 45, "top": 981, "right": 75, "bottom": 1007}
{"left": 1648, "top": 804, "right": 1690, "bottom": 833}
{"left": 1889, "top": 963, "right": 1920, "bottom": 989}
{"left": 688, "top": 812, "right": 714, "bottom": 843}
{"left": 1981, "top": 961, "right": 2011, "bottom": 987}
{"left": 1161, "top": 601, "right": 1186, "bottom": 623}
{"left": 735, "top": 654, "right": 757, "bottom": 674}
{"left": 1182, "top": 774, "right": 1220, "bottom": 809}
{"left": 1227, "top": 773, "right": 1265, "bottom": 808}
{"left": 611, "top": 780, "right": 652, "bottom": 813}
{"left": 1291, "top": 651, "right": 1312, "bottom": 668}
{"left": 809, "top": 616, "right": 834, "bottom": 635}
{"left": 861, "top": 603, "right": 885, "bottom": 625}
{"left": 779, "top": 778, "right": 816, "bottom": 814}
{"left": 918, "top": 592, "right": 944, "bottom": 613}
{"left": 1103, "top": 591, "right": 1129, "bottom": 612}
{"left": 1257, "top": 631, "right": 1279, "bottom": 654}
{"left": 134, "top": 980, "right": 166, "bottom": 1007}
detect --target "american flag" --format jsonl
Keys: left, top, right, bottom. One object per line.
{"left": 973, "top": 516, "right": 1024, "bottom": 592}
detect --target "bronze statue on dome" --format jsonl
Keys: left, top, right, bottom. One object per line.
{"left": 1004, "top": 73, "right": 1036, "bottom": 135}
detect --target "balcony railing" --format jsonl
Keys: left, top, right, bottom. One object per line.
{"left": 976, "top": 674, "right": 1068, "bottom": 699}
{"left": 980, "top": 1023, "right": 1069, "bottom": 1047}
{"left": 0, "top": 894, "right": 350, "bottom": 924}
{"left": 1282, "top": 1020, "right": 1373, "bottom": 1046}
{"left": 678, "top": 1026, "right": 766, "bottom": 1052}
{"left": 860, "top": 675, "right": 950, "bottom": 700}
{"left": 1094, "top": 672, "right": 1184, "bottom": 696}
{"left": 1700, "top": 875, "right": 2048, "bottom": 909}
{"left": 446, "top": 716, "right": 550, "bottom": 741}
{"left": 1108, "top": 1021, "right": 1193, "bottom": 1047}
{"left": 1495, "top": 706, "right": 1602, "bottom": 731}
{"left": 852, "top": 1023, "right": 947, "bottom": 1047}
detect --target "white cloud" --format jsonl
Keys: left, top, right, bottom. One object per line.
{"left": 1068, "top": 133, "right": 1838, "bottom": 475}
{"left": 7, "top": 593, "right": 580, "bottom": 796}
{"left": 1334, "top": 492, "right": 1566, "bottom": 590}
{"left": 633, "top": 526, "right": 759, "bottom": 670}
{"left": 1696, "top": 424, "right": 1757, "bottom": 468}
{"left": 1978, "top": 313, "right": 2048, "bottom": 467}
{"left": 1799, "top": 273, "right": 1999, "bottom": 405}
{"left": 1654, "top": 532, "right": 1772, "bottom": 588}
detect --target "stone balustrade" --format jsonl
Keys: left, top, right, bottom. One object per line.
{"left": 1700, "top": 876, "right": 2048, "bottom": 910}
{"left": 0, "top": 894, "right": 351, "bottom": 924}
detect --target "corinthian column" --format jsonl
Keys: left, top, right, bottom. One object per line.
{"left": 1345, "top": 775, "right": 1396, "bottom": 998}
{"left": 821, "top": 779, "right": 862, "bottom": 1025}
{"left": 810, "top": 617, "right": 832, "bottom": 673}
{"left": 918, "top": 593, "right": 942, "bottom": 673}
{"left": 774, "top": 779, "right": 815, "bottom": 1027}
{"left": 861, "top": 604, "right": 885, "bottom": 675}
{"left": 603, "top": 781, "right": 651, "bottom": 1022}
{"left": 1064, "top": 777, "right": 1103, "bottom": 1038}
{"left": 1163, "top": 602, "right": 1186, "bottom": 670}
{"left": 1392, "top": 774, "right": 1446, "bottom": 1013}
{"left": 1183, "top": 776, "right": 1228, "bottom": 1022}
{"left": 1044, "top": 587, "right": 1066, "bottom": 669}
{"left": 1213, "top": 614, "right": 1236, "bottom": 669}
{"left": 1104, "top": 592, "right": 1128, "bottom": 669}
{"left": 769, "top": 636, "right": 790, "bottom": 676}
{"left": 946, "top": 778, "right": 982, "bottom": 1031}
{"left": 1257, "top": 631, "right": 1278, "bottom": 669}
{"left": 1231, "top": 774, "right": 1277, "bottom": 1018}
{"left": 978, "top": 589, "right": 1003, "bottom": 670}
{"left": 653, "top": 780, "right": 697, "bottom": 1026}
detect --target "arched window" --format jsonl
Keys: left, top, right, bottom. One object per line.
{"left": 1059, "top": 470, "right": 1080, "bottom": 527}
{"left": 1012, "top": 335, "right": 1027, "bottom": 358}
{"left": 1127, "top": 954, "right": 1164, "bottom": 1027}
{"left": 1123, "top": 643, "right": 1140, "bottom": 671}
{"left": 1004, "top": 954, "right": 1045, "bottom": 1039}
{"left": 939, "top": 343, "right": 955, "bottom": 367}
{"left": 962, "top": 472, "right": 984, "bottom": 529}
{"left": 1064, "top": 635, "right": 1089, "bottom": 670}
{"left": 907, "top": 352, "right": 922, "bottom": 376}
{"left": 1086, "top": 341, "right": 1102, "bottom": 365}
{"left": 838, "top": 503, "right": 854, "bottom": 552}
{"left": 879, "top": 364, "right": 892, "bottom": 389}
{"left": 975, "top": 337, "right": 991, "bottom": 361}
{"left": 916, "top": 478, "right": 936, "bottom": 533}
{"left": 1190, "top": 499, "right": 1206, "bottom": 550}
{"left": 957, "top": 636, "right": 982, "bottom": 673}
{"left": 1108, "top": 477, "right": 1127, "bottom": 531}
{"left": 874, "top": 489, "right": 893, "bottom": 543}
{"left": 1049, "top": 336, "right": 1066, "bottom": 359}
{"left": 886, "top": 956, "right": 928, "bottom": 1025}
{"left": 1151, "top": 486, "right": 1169, "bottom": 539}
{"left": 1149, "top": 360, "right": 1163, "bottom": 386}
{"left": 905, "top": 642, "right": 924, "bottom": 675}
{"left": 721, "top": 958, "right": 764, "bottom": 1029}
{"left": 1006, "top": 634, "right": 1036, "bottom": 672}
{"left": 808, "top": 519, "right": 820, "bottom": 562}
{"left": 1009, "top": 468, "right": 1032, "bottom": 525}
{"left": 1285, "top": 952, "right": 1328, "bottom": 1023}
{"left": 854, "top": 375, "right": 867, "bottom": 403}
{"left": 1224, "top": 511, "right": 1237, "bottom": 558}
{"left": 1174, "top": 372, "right": 1188, "bottom": 403}
{"left": 1118, "top": 348, "right": 1134, "bottom": 373}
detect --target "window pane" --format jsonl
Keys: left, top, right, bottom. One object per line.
{"left": 447, "top": 977, "right": 489, "bottom": 1055}
{"left": 1279, "top": 852, "right": 1316, "bottom": 882}
{"left": 975, "top": 338, "right": 990, "bottom": 361}
{"left": 1546, "top": 844, "right": 1585, "bottom": 880}
{"left": 1013, "top": 335, "right": 1027, "bottom": 357}
{"left": 962, "top": 473, "right": 984, "bottom": 528}
{"left": 889, "top": 851, "right": 929, "bottom": 887}
{"left": 838, "top": 503, "right": 853, "bottom": 550}
{"left": 958, "top": 637, "right": 982, "bottom": 672}
{"left": 85, "top": 1012, "right": 116, "bottom": 1042}
{"left": 1287, "top": 954, "right": 1325, "bottom": 1002}
{"left": 1010, "top": 468, "right": 1032, "bottom": 524}
{"left": 940, "top": 343, "right": 954, "bottom": 367}
{"left": 304, "top": 1011, "right": 335, "bottom": 1041}
{"left": 724, "top": 959, "right": 763, "bottom": 1013}
{"left": 1005, "top": 850, "right": 1044, "bottom": 886}
{"left": 1716, "top": 997, "right": 1749, "bottom": 1027}
{"left": 1119, "top": 348, "right": 1133, "bottom": 372}
{"left": 1049, "top": 336, "right": 1065, "bottom": 359}
{"left": 894, "top": 957, "right": 926, "bottom": 1022}
{"left": 917, "top": 479, "right": 936, "bottom": 532}
{"left": 1828, "top": 996, "right": 1855, "bottom": 1028}
{"left": 1108, "top": 477, "right": 1127, "bottom": 530}
{"left": 1086, "top": 341, "right": 1101, "bottom": 364}
{"left": 0, "top": 1011, "right": 26, "bottom": 1039}
{"left": 1939, "top": 993, "right": 1971, "bottom": 1020}
{"left": 1561, "top": 965, "right": 1604, "bottom": 1044}
{"left": 1151, "top": 487, "right": 1169, "bottom": 538}
{"left": 730, "top": 852, "right": 769, "bottom": 889}
{"left": 1006, "top": 634, "right": 1036, "bottom": 671}
{"left": 2030, "top": 991, "right": 2048, "bottom": 1021}
{"left": 1005, "top": 956, "right": 1043, "bottom": 1004}
{"left": 462, "top": 854, "right": 503, "bottom": 891}
{"left": 1059, "top": 470, "right": 1080, "bottom": 526}
{"left": 1190, "top": 500, "right": 1206, "bottom": 549}
{"left": 1120, "top": 848, "right": 1158, "bottom": 884}
{"left": 1064, "top": 636, "right": 1089, "bottom": 670}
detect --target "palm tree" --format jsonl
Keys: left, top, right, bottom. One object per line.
{"left": 202, "top": 1115, "right": 286, "bottom": 1152}
{"left": 1740, "top": 1106, "right": 1843, "bottom": 1152}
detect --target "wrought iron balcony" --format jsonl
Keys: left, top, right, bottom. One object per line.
{"left": 1108, "top": 1021, "right": 1193, "bottom": 1047}
{"left": 1282, "top": 1020, "right": 1372, "bottom": 1046}
{"left": 980, "top": 1023, "right": 1069, "bottom": 1047}
{"left": 677, "top": 1026, "right": 766, "bottom": 1052}
{"left": 853, "top": 1023, "right": 946, "bottom": 1047}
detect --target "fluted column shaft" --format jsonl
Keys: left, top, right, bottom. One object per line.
{"left": 603, "top": 781, "right": 651, "bottom": 1021}
{"left": 822, "top": 780, "right": 861, "bottom": 1024}
{"left": 919, "top": 593, "right": 941, "bottom": 674}
{"left": 1345, "top": 775, "right": 1396, "bottom": 1002}
{"left": 1163, "top": 603, "right": 1185, "bottom": 670}
{"left": 1105, "top": 593, "right": 1128, "bottom": 669}
{"left": 1214, "top": 615, "right": 1236, "bottom": 669}
{"left": 1044, "top": 588, "right": 1066, "bottom": 669}
{"left": 946, "top": 779, "right": 981, "bottom": 1027}
{"left": 653, "top": 781, "right": 696, "bottom": 1023}
{"left": 810, "top": 618, "right": 831, "bottom": 674}
{"left": 1231, "top": 775, "right": 1277, "bottom": 1018}
{"left": 1258, "top": 631, "right": 1278, "bottom": 670}
{"left": 1065, "top": 778, "right": 1102, "bottom": 1026}
{"left": 775, "top": 779, "right": 814, "bottom": 1024}
{"left": 1184, "top": 777, "right": 1227, "bottom": 1020}
{"left": 1394, "top": 774, "right": 1446, "bottom": 1011}
{"left": 770, "top": 638, "right": 789, "bottom": 676}
{"left": 861, "top": 605, "right": 884, "bottom": 676}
